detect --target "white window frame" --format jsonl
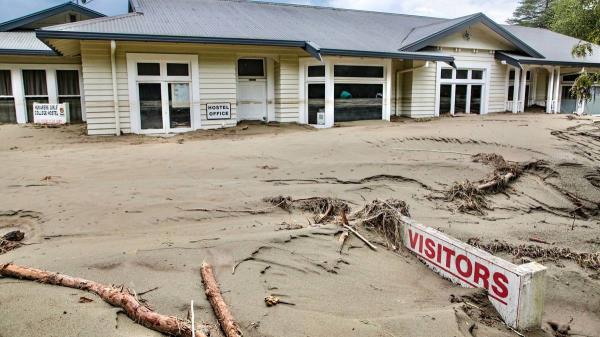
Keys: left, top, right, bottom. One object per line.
{"left": 0, "top": 64, "right": 84, "bottom": 123}
{"left": 0, "top": 69, "right": 16, "bottom": 122}
{"left": 126, "top": 53, "right": 200, "bottom": 134}
{"left": 299, "top": 56, "right": 391, "bottom": 127}
{"left": 435, "top": 63, "right": 490, "bottom": 116}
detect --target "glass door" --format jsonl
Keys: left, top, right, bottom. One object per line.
{"left": 134, "top": 60, "right": 192, "bottom": 134}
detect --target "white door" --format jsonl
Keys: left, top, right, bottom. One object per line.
{"left": 237, "top": 79, "right": 267, "bottom": 121}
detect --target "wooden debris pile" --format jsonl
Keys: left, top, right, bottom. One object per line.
{"left": 467, "top": 238, "right": 600, "bottom": 270}
{"left": 350, "top": 199, "right": 410, "bottom": 250}
{"left": 440, "top": 153, "right": 552, "bottom": 215}
{"left": 264, "top": 196, "right": 350, "bottom": 223}
{"left": 0, "top": 230, "right": 25, "bottom": 254}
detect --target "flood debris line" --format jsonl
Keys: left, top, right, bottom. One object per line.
{"left": 200, "top": 262, "right": 242, "bottom": 337}
{"left": 263, "top": 196, "right": 350, "bottom": 223}
{"left": 349, "top": 199, "right": 410, "bottom": 251}
{"left": 0, "top": 263, "right": 206, "bottom": 337}
{"left": 0, "top": 230, "right": 25, "bottom": 254}
{"left": 436, "top": 153, "right": 563, "bottom": 215}
{"left": 467, "top": 239, "right": 600, "bottom": 270}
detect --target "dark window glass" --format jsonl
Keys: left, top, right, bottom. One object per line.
{"left": 307, "top": 83, "right": 325, "bottom": 124}
{"left": 167, "top": 63, "right": 189, "bottom": 76}
{"left": 59, "top": 97, "right": 82, "bottom": 122}
{"left": 563, "top": 74, "right": 579, "bottom": 82}
{"left": 69, "top": 14, "right": 77, "bottom": 22}
{"left": 470, "top": 85, "right": 482, "bottom": 114}
{"left": 308, "top": 65, "right": 325, "bottom": 77}
{"left": 509, "top": 70, "right": 515, "bottom": 80}
{"left": 334, "top": 83, "right": 383, "bottom": 122}
{"left": 23, "top": 70, "right": 47, "bottom": 96}
{"left": 508, "top": 86, "right": 514, "bottom": 101}
{"left": 0, "top": 98, "right": 16, "bottom": 123}
{"left": 238, "top": 59, "right": 264, "bottom": 77}
{"left": 25, "top": 97, "right": 49, "bottom": 123}
{"left": 439, "top": 84, "right": 452, "bottom": 114}
{"left": 334, "top": 65, "right": 384, "bottom": 78}
{"left": 137, "top": 63, "right": 160, "bottom": 76}
{"left": 168, "top": 83, "right": 191, "bottom": 128}
{"left": 139, "top": 83, "right": 163, "bottom": 129}
{"left": 455, "top": 85, "right": 467, "bottom": 113}
{"left": 441, "top": 69, "right": 453, "bottom": 79}
{"left": 57, "top": 70, "right": 80, "bottom": 96}
{"left": 526, "top": 71, "right": 531, "bottom": 81}
{"left": 456, "top": 70, "right": 468, "bottom": 79}
{"left": 0, "top": 70, "right": 12, "bottom": 96}
{"left": 472, "top": 70, "right": 483, "bottom": 80}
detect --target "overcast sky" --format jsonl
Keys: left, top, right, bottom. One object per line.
{"left": 0, "top": 0, "right": 520, "bottom": 24}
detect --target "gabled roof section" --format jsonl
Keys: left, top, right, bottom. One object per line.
{"left": 399, "top": 13, "right": 544, "bottom": 59}
{"left": 0, "top": 2, "right": 105, "bottom": 32}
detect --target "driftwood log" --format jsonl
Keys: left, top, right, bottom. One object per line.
{"left": 0, "top": 263, "right": 206, "bottom": 337}
{"left": 201, "top": 262, "right": 242, "bottom": 337}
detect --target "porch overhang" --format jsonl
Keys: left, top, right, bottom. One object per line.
{"left": 495, "top": 51, "right": 600, "bottom": 69}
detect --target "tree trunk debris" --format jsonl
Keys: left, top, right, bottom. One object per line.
{"left": 200, "top": 262, "right": 242, "bottom": 337}
{"left": 0, "top": 263, "right": 206, "bottom": 337}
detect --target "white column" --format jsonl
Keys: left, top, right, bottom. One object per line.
{"left": 512, "top": 67, "right": 521, "bottom": 114}
{"left": 266, "top": 58, "right": 275, "bottom": 122}
{"left": 518, "top": 68, "right": 527, "bottom": 112}
{"left": 324, "top": 58, "right": 335, "bottom": 128}
{"left": 546, "top": 67, "right": 554, "bottom": 113}
{"left": 552, "top": 67, "right": 561, "bottom": 113}
{"left": 11, "top": 68, "right": 26, "bottom": 123}
{"left": 383, "top": 59, "right": 392, "bottom": 121}
{"left": 46, "top": 69, "right": 58, "bottom": 104}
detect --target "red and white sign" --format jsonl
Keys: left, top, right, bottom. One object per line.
{"left": 399, "top": 216, "right": 546, "bottom": 330}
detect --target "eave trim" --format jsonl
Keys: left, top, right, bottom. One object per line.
{"left": 401, "top": 13, "right": 544, "bottom": 59}
{"left": 0, "top": 3, "right": 105, "bottom": 32}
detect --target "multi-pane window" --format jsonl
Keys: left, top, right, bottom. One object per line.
{"left": 57, "top": 70, "right": 82, "bottom": 122}
{"left": 438, "top": 68, "right": 485, "bottom": 115}
{"left": 0, "top": 70, "right": 16, "bottom": 123}
{"left": 22, "top": 70, "right": 48, "bottom": 122}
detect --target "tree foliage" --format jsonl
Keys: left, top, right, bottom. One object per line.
{"left": 507, "top": 0, "right": 554, "bottom": 28}
{"left": 548, "top": 0, "right": 600, "bottom": 102}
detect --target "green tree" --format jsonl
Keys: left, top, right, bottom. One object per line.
{"left": 550, "top": 0, "right": 600, "bottom": 102}
{"left": 507, "top": 0, "right": 554, "bottom": 28}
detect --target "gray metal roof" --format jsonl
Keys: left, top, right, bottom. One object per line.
{"left": 501, "top": 25, "right": 600, "bottom": 66}
{"left": 0, "top": 32, "right": 55, "bottom": 55}
{"left": 35, "top": 0, "right": 600, "bottom": 66}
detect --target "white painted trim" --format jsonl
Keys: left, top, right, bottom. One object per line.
{"left": 553, "top": 67, "right": 561, "bottom": 113}
{"left": 512, "top": 67, "right": 520, "bottom": 114}
{"left": 546, "top": 67, "right": 554, "bottom": 114}
{"left": 384, "top": 58, "right": 392, "bottom": 121}
{"left": 324, "top": 58, "right": 334, "bottom": 127}
{"left": 518, "top": 67, "right": 527, "bottom": 113}
{"left": 126, "top": 53, "right": 200, "bottom": 134}
{"left": 437, "top": 62, "right": 490, "bottom": 115}
{"left": 266, "top": 58, "right": 275, "bottom": 122}
{"left": 434, "top": 62, "right": 441, "bottom": 116}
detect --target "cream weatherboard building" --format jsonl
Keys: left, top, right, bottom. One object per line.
{"left": 1, "top": 0, "right": 600, "bottom": 135}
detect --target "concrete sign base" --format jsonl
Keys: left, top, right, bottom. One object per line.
{"left": 399, "top": 216, "right": 546, "bottom": 331}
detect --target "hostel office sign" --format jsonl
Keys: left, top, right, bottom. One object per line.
{"left": 206, "top": 103, "right": 231, "bottom": 120}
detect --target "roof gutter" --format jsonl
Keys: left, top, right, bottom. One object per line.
{"left": 319, "top": 48, "right": 455, "bottom": 64}
{"left": 0, "top": 49, "right": 56, "bottom": 56}
{"left": 495, "top": 51, "right": 600, "bottom": 68}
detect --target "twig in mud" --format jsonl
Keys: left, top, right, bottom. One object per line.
{"left": 0, "top": 263, "right": 206, "bottom": 337}
{"left": 392, "top": 148, "right": 474, "bottom": 156}
{"left": 137, "top": 286, "right": 160, "bottom": 296}
{"left": 529, "top": 237, "right": 550, "bottom": 245}
{"left": 467, "top": 239, "right": 600, "bottom": 270}
{"left": 263, "top": 196, "right": 350, "bottom": 223}
{"left": 343, "top": 224, "right": 377, "bottom": 251}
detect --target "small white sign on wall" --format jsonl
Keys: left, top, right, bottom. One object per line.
{"left": 207, "top": 103, "right": 231, "bottom": 120}
{"left": 33, "top": 103, "right": 69, "bottom": 125}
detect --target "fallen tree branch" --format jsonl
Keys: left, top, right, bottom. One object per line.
{"left": 343, "top": 224, "right": 377, "bottom": 251}
{"left": 0, "top": 263, "right": 205, "bottom": 337}
{"left": 201, "top": 262, "right": 242, "bottom": 337}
